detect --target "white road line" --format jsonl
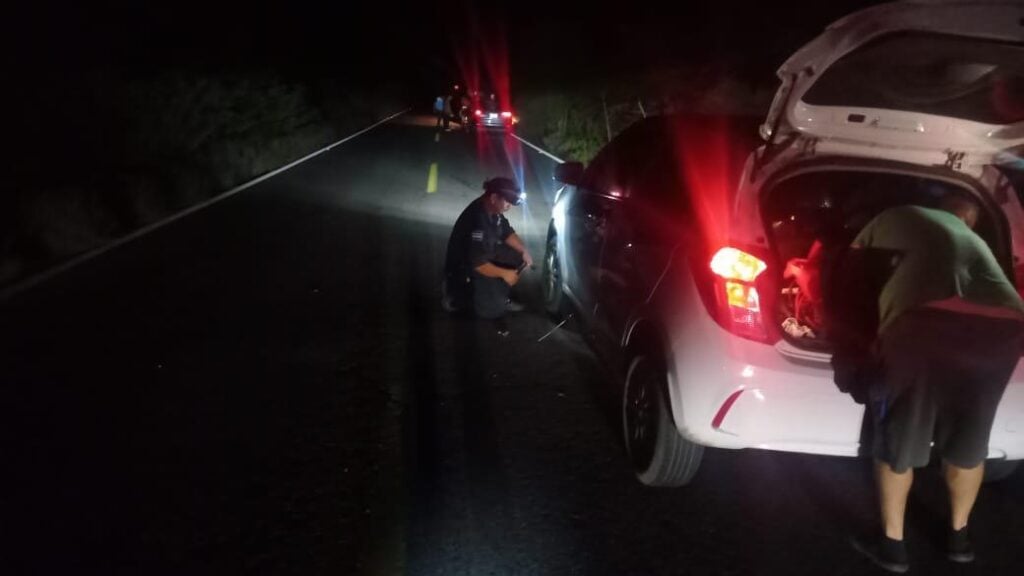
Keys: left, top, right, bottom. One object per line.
{"left": 0, "top": 109, "right": 411, "bottom": 301}
{"left": 511, "top": 134, "right": 565, "bottom": 164}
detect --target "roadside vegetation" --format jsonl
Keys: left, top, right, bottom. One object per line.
{"left": 1, "top": 73, "right": 403, "bottom": 288}
{"left": 516, "top": 64, "right": 774, "bottom": 163}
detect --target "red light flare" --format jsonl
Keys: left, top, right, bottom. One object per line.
{"left": 667, "top": 116, "right": 754, "bottom": 252}
{"left": 666, "top": 117, "right": 772, "bottom": 344}
{"left": 478, "top": 24, "right": 512, "bottom": 113}
{"left": 445, "top": 1, "right": 513, "bottom": 112}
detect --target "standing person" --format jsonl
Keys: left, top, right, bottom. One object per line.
{"left": 844, "top": 195, "right": 1024, "bottom": 573}
{"left": 459, "top": 91, "right": 472, "bottom": 130}
{"left": 443, "top": 177, "right": 533, "bottom": 329}
{"left": 442, "top": 93, "right": 454, "bottom": 131}
{"left": 433, "top": 95, "right": 445, "bottom": 129}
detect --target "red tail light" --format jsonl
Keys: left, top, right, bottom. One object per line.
{"left": 709, "top": 247, "right": 770, "bottom": 342}
{"left": 474, "top": 109, "right": 483, "bottom": 116}
{"left": 501, "top": 111, "right": 513, "bottom": 118}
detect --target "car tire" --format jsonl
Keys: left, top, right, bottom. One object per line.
{"left": 622, "top": 354, "right": 703, "bottom": 487}
{"left": 542, "top": 232, "right": 569, "bottom": 320}
{"left": 983, "top": 460, "right": 1020, "bottom": 483}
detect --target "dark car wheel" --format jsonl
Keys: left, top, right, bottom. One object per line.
{"left": 623, "top": 355, "right": 703, "bottom": 487}
{"left": 542, "top": 233, "right": 568, "bottom": 319}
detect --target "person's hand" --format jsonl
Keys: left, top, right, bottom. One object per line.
{"left": 503, "top": 269, "right": 520, "bottom": 286}
{"left": 521, "top": 250, "right": 534, "bottom": 269}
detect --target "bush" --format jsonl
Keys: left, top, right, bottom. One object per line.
{"left": 1, "top": 72, "right": 404, "bottom": 290}
{"left": 516, "top": 64, "right": 774, "bottom": 163}
{"left": 124, "top": 73, "right": 337, "bottom": 191}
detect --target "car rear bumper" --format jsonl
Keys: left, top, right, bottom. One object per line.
{"left": 475, "top": 116, "right": 512, "bottom": 130}
{"left": 665, "top": 271, "right": 1024, "bottom": 460}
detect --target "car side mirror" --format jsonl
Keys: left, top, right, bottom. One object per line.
{"left": 554, "top": 161, "right": 584, "bottom": 186}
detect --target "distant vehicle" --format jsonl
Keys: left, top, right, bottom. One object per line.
{"left": 464, "top": 90, "right": 517, "bottom": 132}
{"left": 542, "top": 1, "right": 1024, "bottom": 487}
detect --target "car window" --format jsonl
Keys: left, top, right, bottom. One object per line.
{"left": 580, "top": 123, "right": 654, "bottom": 195}
{"left": 803, "top": 32, "right": 1024, "bottom": 125}
{"left": 631, "top": 146, "right": 688, "bottom": 216}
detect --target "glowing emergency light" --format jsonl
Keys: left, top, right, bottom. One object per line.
{"left": 475, "top": 109, "right": 483, "bottom": 116}
{"left": 501, "top": 111, "right": 513, "bottom": 118}
{"left": 709, "top": 247, "right": 770, "bottom": 342}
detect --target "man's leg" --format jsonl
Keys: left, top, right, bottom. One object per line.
{"left": 876, "top": 461, "right": 914, "bottom": 540}
{"left": 943, "top": 461, "right": 983, "bottom": 531}
{"left": 472, "top": 272, "right": 510, "bottom": 320}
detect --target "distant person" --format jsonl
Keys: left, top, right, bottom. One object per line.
{"left": 443, "top": 93, "right": 454, "bottom": 131}
{"left": 458, "top": 92, "right": 471, "bottom": 128}
{"left": 433, "top": 95, "right": 445, "bottom": 128}
{"left": 443, "top": 177, "right": 532, "bottom": 330}
{"left": 842, "top": 196, "right": 1024, "bottom": 573}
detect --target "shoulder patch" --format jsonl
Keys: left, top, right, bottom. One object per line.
{"left": 471, "top": 230, "right": 484, "bottom": 241}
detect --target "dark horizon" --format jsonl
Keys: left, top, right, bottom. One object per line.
{"left": 7, "top": 0, "right": 884, "bottom": 88}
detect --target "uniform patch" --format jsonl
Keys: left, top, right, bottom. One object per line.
{"left": 471, "top": 230, "right": 484, "bottom": 241}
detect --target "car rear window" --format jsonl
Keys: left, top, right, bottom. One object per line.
{"left": 803, "top": 32, "right": 1024, "bottom": 125}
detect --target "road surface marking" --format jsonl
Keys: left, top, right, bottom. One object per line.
{"left": 511, "top": 134, "right": 565, "bottom": 163}
{"left": 427, "top": 163, "right": 439, "bottom": 193}
{"left": 0, "top": 110, "right": 411, "bottom": 301}
{"left": 435, "top": 133, "right": 440, "bottom": 143}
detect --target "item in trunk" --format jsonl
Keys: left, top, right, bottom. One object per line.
{"left": 782, "top": 317, "right": 817, "bottom": 339}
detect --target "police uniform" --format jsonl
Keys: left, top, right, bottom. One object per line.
{"left": 444, "top": 197, "right": 524, "bottom": 319}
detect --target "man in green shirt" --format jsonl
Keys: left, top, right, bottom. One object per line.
{"left": 848, "top": 195, "right": 1024, "bottom": 573}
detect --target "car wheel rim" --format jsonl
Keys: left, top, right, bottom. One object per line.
{"left": 625, "top": 361, "right": 657, "bottom": 470}
{"left": 543, "top": 245, "right": 560, "bottom": 304}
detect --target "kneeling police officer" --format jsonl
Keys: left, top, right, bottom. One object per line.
{"left": 443, "top": 177, "right": 533, "bottom": 319}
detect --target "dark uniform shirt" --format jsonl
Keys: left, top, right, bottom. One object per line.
{"left": 445, "top": 197, "right": 515, "bottom": 279}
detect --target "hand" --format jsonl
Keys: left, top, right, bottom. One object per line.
{"left": 521, "top": 251, "right": 534, "bottom": 269}
{"left": 503, "top": 270, "right": 520, "bottom": 286}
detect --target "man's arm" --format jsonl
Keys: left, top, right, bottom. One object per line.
{"left": 475, "top": 262, "right": 519, "bottom": 286}
{"left": 504, "top": 233, "right": 533, "bottom": 268}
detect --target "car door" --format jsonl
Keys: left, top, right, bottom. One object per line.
{"left": 595, "top": 141, "right": 687, "bottom": 348}
{"left": 564, "top": 185, "right": 616, "bottom": 320}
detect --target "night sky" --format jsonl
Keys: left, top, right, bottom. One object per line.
{"left": 7, "top": 0, "right": 885, "bottom": 87}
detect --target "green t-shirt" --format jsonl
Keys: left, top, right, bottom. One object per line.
{"left": 853, "top": 205, "right": 1024, "bottom": 333}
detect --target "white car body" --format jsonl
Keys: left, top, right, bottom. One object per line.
{"left": 676, "top": 1, "right": 1024, "bottom": 459}
{"left": 547, "top": 1, "right": 1024, "bottom": 473}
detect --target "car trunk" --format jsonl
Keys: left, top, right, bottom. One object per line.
{"left": 760, "top": 164, "right": 1012, "bottom": 351}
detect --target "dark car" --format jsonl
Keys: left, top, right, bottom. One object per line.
{"left": 466, "top": 90, "right": 516, "bottom": 131}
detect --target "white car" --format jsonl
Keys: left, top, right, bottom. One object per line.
{"left": 542, "top": 1, "right": 1024, "bottom": 486}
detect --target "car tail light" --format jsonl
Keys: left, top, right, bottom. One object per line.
{"left": 501, "top": 111, "right": 512, "bottom": 118}
{"left": 709, "top": 247, "right": 770, "bottom": 342}
{"left": 475, "top": 109, "right": 483, "bottom": 116}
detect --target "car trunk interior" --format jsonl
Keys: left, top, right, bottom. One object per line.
{"left": 761, "top": 165, "right": 1009, "bottom": 351}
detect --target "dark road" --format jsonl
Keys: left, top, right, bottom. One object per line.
{"left": 3, "top": 116, "right": 1024, "bottom": 576}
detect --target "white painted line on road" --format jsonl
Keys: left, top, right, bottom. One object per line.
{"left": 0, "top": 109, "right": 411, "bottom": 301}
{"left": 511, "top": 134, "right": 564, "bottom": 164}
{"left": 435, "top": 133, "right": 440, "bottom": 143}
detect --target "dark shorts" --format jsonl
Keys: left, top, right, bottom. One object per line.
{"left": 872, "top": 308, "right": 1024, "bottom": 472}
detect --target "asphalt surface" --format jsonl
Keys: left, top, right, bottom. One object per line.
{"left": 3, "top": 115, "right": 1024, "bottom": 575}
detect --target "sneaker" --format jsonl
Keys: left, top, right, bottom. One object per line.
{"left": 494, "top": 317, "right": 510, "bottom": 337}
{"left": 948, "top": 526, "right": 975, "bottom": 563}
{"left": 441, "top": 297, "right": 458, "bottom": 313}
{"left": 851, "top": 534, "right": 909, "bottom": 574}
{"left": 505, "top": 299, "right": 526, "bottom": 313}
